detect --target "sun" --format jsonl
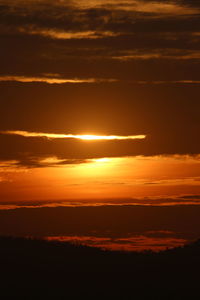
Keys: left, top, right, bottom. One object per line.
{"left": 78, "top": 135, "right": 110, "bottom": 140}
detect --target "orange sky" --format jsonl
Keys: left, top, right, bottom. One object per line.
{"left": 0, "top": 155, "right": 199, "bottom": 207}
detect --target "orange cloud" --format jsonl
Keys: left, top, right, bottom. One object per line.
{"left": 45, "top": 234, "right": 187, "bottom": 252}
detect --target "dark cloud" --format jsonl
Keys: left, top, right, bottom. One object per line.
{"left": 0, "top": 133, "right": 148, "bottom": 167}
{"left": 0, "top": 205, "right": 200, "bottom": 242}
{"left": 0, "top": 132, "right": 199, "bottom": 168}
{"left": 0, "top": 0, "right": 199, "bottom": 91}
{"left": 179, "top": 195, "right": 200, "bottom": 200}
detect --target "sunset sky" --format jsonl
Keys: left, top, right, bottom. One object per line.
{"left": 0, "top": 0, "right": 200, "bottom": 251}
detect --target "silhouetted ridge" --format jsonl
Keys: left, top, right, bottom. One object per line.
{"left": 0, "top": 236, "right": 199, "bottom": 298}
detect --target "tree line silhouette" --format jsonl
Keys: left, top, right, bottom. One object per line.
{"left": 0, "top": 236, "right": 199, "bottom": 298}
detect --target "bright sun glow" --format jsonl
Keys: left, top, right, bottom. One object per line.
{"left": 93, "top": 158, "right": 110, "bottom": 163}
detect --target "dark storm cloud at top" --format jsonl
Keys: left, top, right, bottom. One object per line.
{"left": 0, "top": 0, "right": 200, "bottom": 165}
{"left": 1, "top": 0, "right": 200, "bottom": 78}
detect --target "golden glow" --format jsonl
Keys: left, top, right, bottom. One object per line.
{"left": 0, "top": 155, "right": 200, "bottom": 204}
{"left": 1, "top": 130, "right": 146, "bottom": 141}
{"left": 93, "top": 158, "right": 110, "bottom": 163}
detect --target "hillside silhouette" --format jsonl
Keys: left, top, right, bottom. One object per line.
{"left": 0, "top": 236, "right": 200, "bottom": 298}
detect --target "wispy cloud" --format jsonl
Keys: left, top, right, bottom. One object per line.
{"left": 1, "top": 130, "right": 146, "bottom": 141}
{"left": 0, "top": 75, "right": 117, "bottom": 84}
{"left": 1, "top": 75, "right": 200, "bottom": 86}
{"left": 18, "top": 27, "right": 120, "bottom": 40}
{"left": 1, "top": 193, "right": 200, "bottom": 210}
{"left": 128, "top": 80, "right": 200, "bottom": 85}
{"left": 112, "top": 49, "right": 200, "bottom": 61}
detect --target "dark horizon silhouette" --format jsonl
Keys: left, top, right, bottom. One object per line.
{"left": 0, "top": 235, "right": 200, "bottom": 298}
